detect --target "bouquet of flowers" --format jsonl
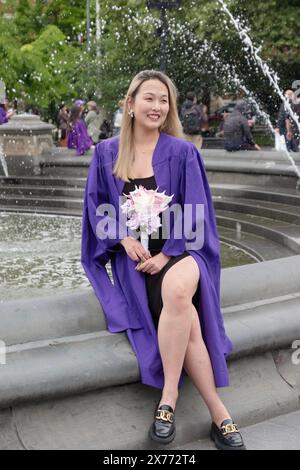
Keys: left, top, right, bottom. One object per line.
{"left": 121, "top": 185, "right": 173, "bottom": 251}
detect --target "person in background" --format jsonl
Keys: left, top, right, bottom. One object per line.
{"left": 57, "top": 102, "right": 70, "bottom": 147}
{"left": 67, "top": 102, "right": 94, "bottom": 155}
{"left": 215, "top": 111, "right": 229, "bottom": 138}
{"left": 113, "top": 99, "right": 124, "bottom": 135}
{"left": 285, "top": 93, "right": 300, "bottom": 153}
{"left": 0, "top": 97, "right": 15, "bottom": 125}
{"left": 224, "top": 100, "right": 260, "bottom": 152}
{"left": 4, "top": 98, "right": 15, "bottom": 119}
{"left": 180, "top": 92, "right": 203, "bottom": 149}
{"left": 85, "top": 101, "right": 102, "bottom": 144}
{"left": 0, "top": 101, "right": 8, "bottom": 125}
{"left": 275, "top": 90, "right": 295, "bottom": 151}
{"left": 200, "top": 104, "right": 209, "bottom": 136}
{"left": 99, "top": 118, "right": 112, "bottom": 140}
{"left": 25, "top": 104, "right": 40, "bottom": 115}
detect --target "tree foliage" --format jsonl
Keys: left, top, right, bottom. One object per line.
{"left": 0, "top": 0, "right": 299, "bottom": 120}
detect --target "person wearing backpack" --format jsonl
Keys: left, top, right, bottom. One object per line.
{"left": 180, "top": 92, "right": 203, "bottom": 149}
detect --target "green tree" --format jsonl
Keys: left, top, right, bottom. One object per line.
{"left": 1, "top": 0, "right": 300, "bottom": 121}
{"left": 44, "top": 0, "right": 87, "bottom": 43}
{"left": 0, "top": 17, "right": 24, "bottom": 99}
{"left": 15, "top": 0, "right": 40, "bottom": 43}
{"left": 19, "top": 25, "right": 85, "bottom": 115}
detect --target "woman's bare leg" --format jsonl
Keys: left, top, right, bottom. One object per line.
{"left": 157, "top": 255, "right": 232, "bottom": 426}
{"left": 183, "top": 307, "right": 232, "bottom": 427}
{"left": 157, "top": 256, "right": 199, "bottom": 410}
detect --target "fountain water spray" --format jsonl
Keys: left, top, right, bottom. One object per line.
{"left": 239, "top": 85, "right": 300, "bottom": 179}
{"left": 217, "top": 0, "right": 300, "bottom": 137}
{"left": 217, "top": 0, "right": 300, "bottom": 185}
{"left": 0, "top": 143, "right": 8, "bottom": 178}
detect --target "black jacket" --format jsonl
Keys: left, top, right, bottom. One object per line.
{"left": 287, "top": 102, "right": 300, "bottom": 138}
{"left": 224, "top": 107, "right": 255, "bottom": 150}
{"left": 180, "top": 99, "right": 202, "bottom": 134}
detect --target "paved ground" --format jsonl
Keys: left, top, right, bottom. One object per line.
{"left": 1, "top": 405, "right": 300, "bottom": 450}
{"left": 175, "top": 410, "right": 300, "bottom": 450}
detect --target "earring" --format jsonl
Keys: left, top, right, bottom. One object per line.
{"left": 128, "top": 109, "right": 134, "bottom": 118}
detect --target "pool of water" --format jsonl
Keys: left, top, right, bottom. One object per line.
{"left": 0, "top": 212, "right": 89, "bottom": 301}
{"left": 220, "top": 241, "right": 258, "bottom": 268}
{"left": 0, "top": 212, "right": 257, "bottom": 301}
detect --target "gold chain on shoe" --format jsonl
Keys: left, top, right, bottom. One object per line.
{"left": 156, "top": 409, "right": 174, "bottom": 423}
{"left": 220, "top": 423, "right": 239, "bottom": 435}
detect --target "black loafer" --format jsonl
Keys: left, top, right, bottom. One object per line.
{"left": 210, "top": 418, "right": 246, "bottom": 450}
{"left": 149, "top": 404, "right": 176, "bottom": 445}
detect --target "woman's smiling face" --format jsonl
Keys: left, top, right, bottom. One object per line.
{"left": 129, "top": 79, "right": 170, "bottom": 131}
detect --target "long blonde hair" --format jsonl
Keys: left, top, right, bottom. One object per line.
{"left": 113, "top": 70, "right": 183, "bottom": 182}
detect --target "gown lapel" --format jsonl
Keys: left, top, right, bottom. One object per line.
{"left": 113, "top": 131, "right": 171, "bottom": 197}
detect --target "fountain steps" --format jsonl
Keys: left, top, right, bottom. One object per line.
{"left": 1, "top": 289, "right": 300, "bottom": 382}
{"left": 4, "top": 351, "right": 298, "bottom": 450}
{"left": 0, "top": 346, "right": 298, "bottom": 449}
{"left": 0, "top": 205, "right": 82, "bottom": 217}
{"left": 218, "top": 227, "right": 294, "bottom": 260}
{"left": 211, "top": 184, "right": 300, "bottom": 206}
{"left": 1, "top": 257, "right": 300, "bottom": 404}
{"left": 41, "top": 163, "right": 90, "bottom": 177}
{"left": 214, "top": 198, "right": 300, "bottom": 224}
{"left": 2, "top": 178, "right": 299, "bottom": 203}
{"left": 217, "top": 212, "right": 300, "bottom": 254}
{"left": 0, "top": 194, "right": 83, "bottom": 210}
{"left": 208, "top": 170, "right": 299, "bottom": 189}
{"left": 0, "top": 184, "right": 84, "bottom": 199}
{"left": 204, "top": 151, "right": 300, "bottom": 181}
{"left": 0, "top": 176, "right": 86, "bottom": 188}
{"left": 0, "top": 332, "right": 139, "bottom": 409}
{"left": 1, "top": 188, "right": 299, "bottom": 216}
{"left": 1, "top": 256, "right": 300, "bottom": 448}
{"left": 203, "top": 148, "right": 300, "bottom": 162}
{"left": 205, "top": 161, "right": 297, "bottom": 177}
{"left": 2, "top": 184, "right": 300, "bottom": 227}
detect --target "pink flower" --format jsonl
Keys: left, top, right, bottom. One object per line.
{"left": 121, "top": 185, "right": 173, "bottom": 238}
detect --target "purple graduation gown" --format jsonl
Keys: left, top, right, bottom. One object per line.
{"left": 67, "top": 119, "right": 93, "bottom": 155}
{"left": 81, "top": 132, "right": 233, "bottom": 389}
{"left": 0, "top": 107, "right": 8, "bottom": 125}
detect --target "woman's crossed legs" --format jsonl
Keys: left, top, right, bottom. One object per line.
{"left": 158, "top": 255, "right": 231, "bottom": 427}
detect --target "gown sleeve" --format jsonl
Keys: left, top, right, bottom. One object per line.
{"left": 81, "top": 145, "right": 140, "bottom": 332}
{"left": 161, "top": 142, "right": 221, "bottom": 287}
{"left": 76, "top": 121, "right": 86, "bottom": 156}
{"left": 67, "top": 128, "right": 77, "bottom": 150}
{"left": 75, "top": 121, "right": 92, "bottom": 156}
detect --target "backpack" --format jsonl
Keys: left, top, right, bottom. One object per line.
{"left": 182, "top": 105, "right": 202, "bottom": 135}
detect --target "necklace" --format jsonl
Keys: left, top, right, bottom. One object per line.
{"left": 133, "top": 144, "right": 156, "bottom": 161}
{"left": 132, "top": 134, "right": 158, "bottom": 163}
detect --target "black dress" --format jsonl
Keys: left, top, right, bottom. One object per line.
{"left": 123, "top": 175, "right": 199, "bottom": 329}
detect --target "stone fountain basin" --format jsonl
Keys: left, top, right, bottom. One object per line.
{"left": 0, "top": 211, "right": 257, "bottom": 302}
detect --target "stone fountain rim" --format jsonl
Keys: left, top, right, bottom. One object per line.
{"left": 0, "top": 113, "right": 55, "bottom": 133}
